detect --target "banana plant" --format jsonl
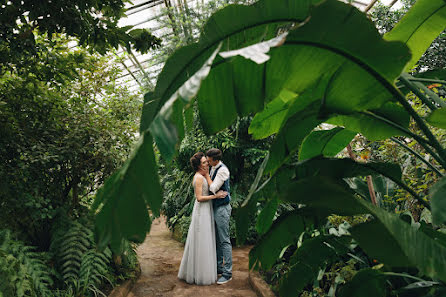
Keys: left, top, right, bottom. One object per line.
{"left": 92, "top": 0, "right": 446, "bottom": 294}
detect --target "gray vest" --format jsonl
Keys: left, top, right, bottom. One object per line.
{"left": 211, "top": 164, "right": 231, "bottom": 207}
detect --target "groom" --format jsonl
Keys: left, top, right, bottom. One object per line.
{"left": 205, "top": 148, "right": 232, "bottom": 285}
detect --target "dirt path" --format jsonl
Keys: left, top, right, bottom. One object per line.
{"left": 127, "top": 217, "right": 258, "bottom": 297}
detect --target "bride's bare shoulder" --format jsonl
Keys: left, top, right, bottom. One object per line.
{"left": 193, "top": 174, "right": 204, "bottom": 185}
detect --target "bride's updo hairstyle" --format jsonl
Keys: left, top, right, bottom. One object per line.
{"left": 190, "top": 152, "right": 205, "bottom": 172}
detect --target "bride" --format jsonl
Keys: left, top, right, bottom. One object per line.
{"left": 178, "top": 152, "right": 227, "bottom": 285}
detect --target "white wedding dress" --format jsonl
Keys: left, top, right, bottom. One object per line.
{"left": 178, "top": 175, "right": 217, "bottom": 285}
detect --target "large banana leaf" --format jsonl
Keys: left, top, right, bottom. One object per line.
{"left": 243, "top": 0, "right": 410, "bottom": 172}
{"left": 282, "top": 177, "right": 446, "bottom": 281}
{"left": 140, "top": 0, "right": 322, "bottom": 135}
{"left": 430, "top": 177, "right": 446, "bottom": 225}
{"left": 93, "top": 0, "right": 445, "bottom": 270}
{"left": 149, "top": 44, "right": 222, "bottom": 160}
{"left": 252, "top": 174, "right": 446, "bottom": 283}
{"left": 149, "top": 0, "right": 410, "bottom": 143}
{"left": 298, "top": 127, "right": 356, "bottom": 161}
{"left": 249, "top": 208, "right": 330, "bottom": 270}
{"left": 326, "top": 102, "right": 411, "bottom": 141}
{"left": 338, "top": 269, "right": 387, "bottom": 297}
{"left": 427, "top": 108, "right": 446, "bottom": 129}
{"left": 385, "top": 0, "right": 446, "bottom": 72}
{"left": 279, "top": 235, "right": 351, "bottom": 296}
{"left": 92, "top": 133, "right": 162, "bottom": 252}
{"left": 291, "top": 157, "right": 403, "bottom": 182}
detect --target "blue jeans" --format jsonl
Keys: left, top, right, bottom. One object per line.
{"left": 214, "top": 203, "right": 232, "bottom": 278}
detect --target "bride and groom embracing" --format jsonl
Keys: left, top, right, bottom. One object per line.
{"left": 178, "top": 148, "right": 233, "bottom": 285}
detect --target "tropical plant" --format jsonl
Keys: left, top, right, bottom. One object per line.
{"left": 0, "top": 230, "right": 53, "bottom": 297}
{"left": 0, "top": 0, "right": 161, "bottom": 76}
{"left": 93, "top": 0, "right": 446, "bottom": 295}
{"left": 0, "top": 37, "right": 143, "bottom": 247}
{"left": 50, "top": 216, "right": 113, "bottom": 297}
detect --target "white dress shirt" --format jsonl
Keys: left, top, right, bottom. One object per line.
{"left": 209, "top": 161, "right": 230, "bottom": 194}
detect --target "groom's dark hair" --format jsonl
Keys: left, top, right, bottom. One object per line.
{"left": 206, "top": 148, "right": 222, "bottom": 161}
{"left": 190, "top": 152, "right": 205, "bottom": 172}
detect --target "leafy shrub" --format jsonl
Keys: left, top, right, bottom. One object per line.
{"left": 50, "top": 216, "right": 113, "bottom": 297}
{"left": 0, "top": 230, "right": 53, "bottom": 297}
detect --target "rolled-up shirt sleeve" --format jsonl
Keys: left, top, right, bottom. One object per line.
{"left": 209, "top": 166, "right": 230, "bottom": 194}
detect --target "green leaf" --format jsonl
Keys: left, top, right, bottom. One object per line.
{"left": 256, "top": 196, "right": 278, "bottom": 235}
{"left": 293, "top": 157, "right": 403, "bottom": 183}
{"left": 93, "top": 133, "right": 162, "bottom": 253}
{"left": 249, "top": 210, "right": 305, "bottom": 270}
{"left": 327, "top": 102, "right": 411, "bottom": 141}
{"left": 236, "top": 153, "right": 270, "bottom": 245}
{"left": 248, "top": 89, "right": 298, "bottom": 140}
{"left": 419, "top": 221, "right": 446, "bottom": 247}
{"left": 143, "top": 0, "right": 320, "bottom": 134}
{"left": 266, "top": 0, "right": 409, "bottom": 112}
{"left": 241, "top": 152, "right": 270, "bottom": 208}
{"left": 385, "top": 0, "right": 446, "bottom": 72}
{"left": 265, "top": 100, "right": 323, "bottom": 174}
{"left": 149, "top": 44, "right": 222, "bottom": 160}
{"left": 279, "top": 235, "right": 350, "bottom": 296}
{"left": 350, "top": 220, "right": 412, "bottom": 267}
{"left": 417, "top": 69, "right": 446, "bottom": 81}
{"left": 357, "top": 200, "right": 446, "bottom": 282}
{"left": 282, "top": 176, "right": 368, "bottom": 216}
{"left": 338, "top": 269, "right": 387, "bottom": 297}
{"left": 430, "top": 177, "right": 446, "bottom": 225}
{"left": 299, "top": 127, "right": 356, "bottom": 161}
{"left": 235, "top": 191, "right": 259, "bottom": 246}
{"left": 196, "top": 62, "right": 238, "bottom": 134}
{"left": 426, "top": 108, "right": 446, "bottom": 129}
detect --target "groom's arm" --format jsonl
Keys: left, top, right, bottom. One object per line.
{"left": 209, "top": 167, "right": 229, "bottom": 194}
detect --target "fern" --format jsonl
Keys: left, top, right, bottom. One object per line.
{"left": 0, "top": 230, "right": 53, "bottom": 297}
{"left": 50, "top": 218, "right": 112, "bottom": 296}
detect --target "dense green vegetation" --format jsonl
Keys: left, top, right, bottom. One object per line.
{"left": 93, "top": 0, "right": 446, "bottom": 296}
{"left": 0, "top": 1, "right": 158, "bottom": 296}
{"left": 2, "top": 0, "right": 446, "bottom": 296}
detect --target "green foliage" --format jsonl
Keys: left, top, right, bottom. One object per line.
{"left": 94, "top": 0, "right": 446, "bottom": 295}
{"left": 0, "top": 0, "right": 160, "bottom": 76}
{"left": 338, "top": 269, "right": 387, "bottom": 297}
{"left": 429, "top": 177, "right": 446, "bottom": 225}
{"left": 1, "top": 2, "right": 145, "bottom": 295}
{"left": 0, "top": 38, "right": 142, "bottom": 247}
{"left": 427, "top": 108, "right": 446, "bottom": 129}
{"left": 50, "top": 216, "right": 113, "bottom": 297}
{"left": 299, "top": 127, "right": 357, "bottom": 161}
{"left": 384, "top": 0, "right": 446, "bottom": 72}
{"left": 0, "top": 230, "right": 53, "bottom": 297}
{"left": 371, "top": 0, "right": 446, "bottom": 73}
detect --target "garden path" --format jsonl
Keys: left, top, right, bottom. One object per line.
{"left": 127, "top": 216, "right": 258, "bottom": 297}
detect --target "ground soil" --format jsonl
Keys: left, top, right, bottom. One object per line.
{"left": 127, "top": 217, "right": 258, "bottom": 297}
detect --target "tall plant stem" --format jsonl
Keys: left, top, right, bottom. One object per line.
{"left": 361, "top": 111, "right": 446, "bottom": 168}
{"left": 400, "top": 74, "right": 437, "bottom": 110}
{"left": 414, "top": 81, "right": 446, "bottom": 108}
{"left": 391, "top": 137, "right": 444, "bottom": 177}
{"left": 347, "top": 144, "right": 377, "bottom": 205}
{"left": 398, "top": 75, "right": 446, "bottom": 164}
{"left": 407, "top": 77, "right": 446, "bottom": 86}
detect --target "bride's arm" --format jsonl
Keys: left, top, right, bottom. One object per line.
{"left": 194, "top": 176, "right": 227, "bottom": 202}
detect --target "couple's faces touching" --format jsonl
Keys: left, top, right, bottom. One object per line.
{"left": 199, "top": 156, "right": 218, "bottom": 172}
{"left": 207, "top": 156, "right": 218, "bottom": 167}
